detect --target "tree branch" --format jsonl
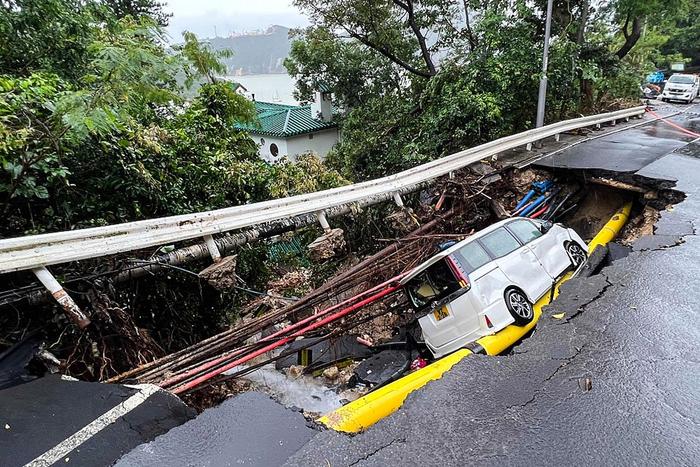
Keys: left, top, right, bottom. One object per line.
{"left": 392, "top": 0, "right": 436, "bottom": 76}
{"left": 343, "top": 26, "right": 433, "bottom": 78}
{"left": 615, "top": 15, "right": 644, "bottom": 59}
{"left": 462, "top": 0, "right": 477, "bottom": 50}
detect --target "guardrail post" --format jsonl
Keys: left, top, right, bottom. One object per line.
{"left": 595, "top": 123, "right": 601, "bottom": 129}
{"left": 317, "top": 211, "right": 331, "bottom": 232}
{"left": 554, "top": 134, "right": 560, "bottom": 142}
{"left": 611, "top": 119, "right": 616, "bottom": 126}
{"left": 203, "top": 234, "right": 222, "bottom": 263}
{"left": 526, "top": 143, "right": 533, "bottom": 151}
{"left": 32, "top": 267, "right": 91, "bottom": 328}
{"left": 392, "top": 192, "right": 404, "bottom": 208}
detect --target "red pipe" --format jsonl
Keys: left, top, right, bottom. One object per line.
{"left": 171, "top": 283, "right": 402, "bottom": 394}
{"left": 530, "top": 204, "right": 549, "bottom": 219}
{"left": 161, "top": 273, "right": 408, "bottom": 388}
{"left": 646, "top": 108, "right": 700, "bottom": 138}
{"left": 511, "top": 200, "right": 533, "bottom": 217}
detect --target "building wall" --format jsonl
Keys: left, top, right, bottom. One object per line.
{"left": 285, "top": 129, "right": 339, "bottom": 161}
{"left": 250, "top": 129, "right": 339, "bottom": 162}
{"left": 253, "top": 135, "right": 288, "bottom": 163}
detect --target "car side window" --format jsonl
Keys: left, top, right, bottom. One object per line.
{"left": 508, "top": 219, "right": 542, "bottom": 244}
{"left": 479, "top": 227, "right": 521, "bottom": 258}
{"left": 454, "top": 241, "right": 491, "bottom": 275}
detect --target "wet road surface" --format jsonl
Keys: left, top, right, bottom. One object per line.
{"left": 0, "top": 376, "right": 194, "bottom": 466}
{"left": 116, "top": 392, "right": 317, "bottom": 466}
{"left": 284, "top": 110, "right": 700, "bottom": 465}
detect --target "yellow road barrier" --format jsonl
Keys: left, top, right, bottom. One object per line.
{"left": 320, "top": 203, "right": 633, "bottom": 433}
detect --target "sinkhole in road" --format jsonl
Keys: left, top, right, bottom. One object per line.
{"left": 178, "top": 166, "right": 685, "bottom": 417}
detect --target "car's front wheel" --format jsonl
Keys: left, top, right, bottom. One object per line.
{"left": 505, "top": 288, "right": 534, "bottom": 326}
{"left": 566, "top": 242, "right": 587, "bottom": 268}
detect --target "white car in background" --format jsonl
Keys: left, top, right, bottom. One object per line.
{"left": 661, "top": 74, "right": 699, "bottom": 104}
{"left": 401, "top": 218, "right": 587, "bottom": 358}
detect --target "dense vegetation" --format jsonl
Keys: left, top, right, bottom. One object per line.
{"left": 286, "top": 0, "right": 700, "bottom": 180}
{"left": 0, "top": 0, "right": 346, "bottom": 237}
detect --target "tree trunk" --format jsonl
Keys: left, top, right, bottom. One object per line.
{"left": 616, "top": 15, "right": 644, "bottom": 59}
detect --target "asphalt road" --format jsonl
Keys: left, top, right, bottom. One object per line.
{"left": 0, "top": 376, "right": 194, "bottom": 467}
{"left": 14, "top": 102, "right": 697, "bottom": 467}
{"left": 284, "top": 109, "right": 700, "bottom": 465}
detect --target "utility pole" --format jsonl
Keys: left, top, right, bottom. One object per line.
{"left": 535, "top": 0, "right": 554, "bottom": 128}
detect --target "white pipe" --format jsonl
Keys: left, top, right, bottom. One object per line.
{"left": 317, "top": 211, "right": 331, "bottom": 231}
{"left": 32, "top": 267, "right": 90, "bottom": 328}
{"left": 203, "top": 234, "right": 222, "bottom": 263}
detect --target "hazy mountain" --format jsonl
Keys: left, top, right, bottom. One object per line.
{"left": 208, "top": 25, "right": 292, "bottom": 75}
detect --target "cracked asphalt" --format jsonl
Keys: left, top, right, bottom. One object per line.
{"left": 284, "top": 113, "right": 700, "bottom": 465}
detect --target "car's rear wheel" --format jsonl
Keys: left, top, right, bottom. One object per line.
{"left": 566, "top": 242, "right": 587, "bottom": 268}
{"left": 505, "top": 288, "right": 534, "bottom": 326}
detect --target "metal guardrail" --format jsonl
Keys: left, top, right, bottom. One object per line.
{"left": 0, "top": 106, "right": 644, "bottom": 275}
{"left": 0, "top": 105, "right": 645, "bottom": 326}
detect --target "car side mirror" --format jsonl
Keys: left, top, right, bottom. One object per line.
{"left": 539, "top": 221, "right": 553, "bottom": 234}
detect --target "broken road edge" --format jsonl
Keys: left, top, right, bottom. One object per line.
{"left": 320, "top": 202, "right": 633, "bottom": 434}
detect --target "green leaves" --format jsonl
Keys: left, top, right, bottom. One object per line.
{"left": 176, "top": 31, "right": 232, "bottom": 87}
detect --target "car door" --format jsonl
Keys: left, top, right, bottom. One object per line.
{"left": 478, "top": 226, "right": 551, "bottom": 301}
{"left": 511, "top": 219, "right": 571, "bottom": 279}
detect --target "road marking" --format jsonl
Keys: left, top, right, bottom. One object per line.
{"left": 24, "top": 384, "right": 160, "bottom": 467}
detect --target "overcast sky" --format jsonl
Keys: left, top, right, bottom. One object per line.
{"left": 163, "top": 0, "right": 310, "bottom": 40}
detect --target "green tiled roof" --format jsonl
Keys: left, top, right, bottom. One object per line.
{"left": 235, "top": 101, "right": 336, "bottom": 138}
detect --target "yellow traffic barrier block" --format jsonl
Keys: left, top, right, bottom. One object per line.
{"left": 319, "top": 348, "right": 472, "bottom": 433}
{"left": 321, "top": 202, "right": 633, "bottom": 433}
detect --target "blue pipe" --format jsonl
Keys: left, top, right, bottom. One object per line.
{"left": 514, "top": 180, "right": 553, "bottom": 212}
{"left": 520, "top": 194, "right": 547, "bottom": 216}
{"left": 515, "top": 189, "right": 536, "bottom": 211}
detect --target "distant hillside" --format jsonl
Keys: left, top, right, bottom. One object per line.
{"left": 209, "top": 25, "right": 292, "bottom": 75}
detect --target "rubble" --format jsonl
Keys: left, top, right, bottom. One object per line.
{"left": 386, "top": 208, "right": 420, "bottom": 234}
{"left": 307, "top": 228, "right": 346, "bottom": 261}
{"left": 619, "top": 205, "right": 660, "bottom": 244}
{"left": 198, "top": 255, "right": 239, "bottom": 290}
{"left": 267, "top": 269, "right": 311, "bottom": 293}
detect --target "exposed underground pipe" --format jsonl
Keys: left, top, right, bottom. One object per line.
{"left": 172, "top": 282, "right": 403, "bottom": 394}
{"left": 159, "top": 272, "right": 408, "bottom": 388}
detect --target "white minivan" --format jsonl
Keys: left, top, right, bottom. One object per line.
{"left": 661, "top": 74, "right": 699, "bottom": 104}
{"left": 401, "top": 218, "right": 587, "bottom": 358}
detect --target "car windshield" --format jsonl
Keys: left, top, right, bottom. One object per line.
{"left": 404, "top": 259, "right": 460, "bottom": 310}
{"left": 669, "top": 75, "right": 695, "bottom": 84}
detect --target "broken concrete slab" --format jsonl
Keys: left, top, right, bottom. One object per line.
{"left": 116, "top": 392, "right": 319, "bottom": 467}
{"left": 632, "top": 234, "right": 684, "bottom": 251}
{"left": 308, "top": 228, "right": 346, "bottom": 262}
{"left": 198, "top": 255, "right": 238, "bottom": 290}
{"left": 0, "top": 375, "right": 194, "bottom": 467}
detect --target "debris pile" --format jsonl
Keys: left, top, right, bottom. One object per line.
{"left": 307, "top": 228, "right": 346, "bottom": 261}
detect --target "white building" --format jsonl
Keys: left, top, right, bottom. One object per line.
{"left": 235, "top": 90, "right": 340, "bottom": 163}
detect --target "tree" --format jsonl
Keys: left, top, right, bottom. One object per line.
{"left": 103, "top": 0, "right": 171, "bottom": 26}
{"left": 610, "top": 0, "right": 692, "bottom": 59}
{"left": 176, "top": 31, "right": 232, "bottom": 86}
{"left": 284, "top": 26, "right": 404, "bottom": 108}
{"left": 0, "top": 0, "right": 101, "bottom": 80}
{"left": 292, "top": 0, "right": 463, "bottom": 80}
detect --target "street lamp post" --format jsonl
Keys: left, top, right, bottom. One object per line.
{"left": 535, "top": 0, "right": 554, "bottom": 128}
